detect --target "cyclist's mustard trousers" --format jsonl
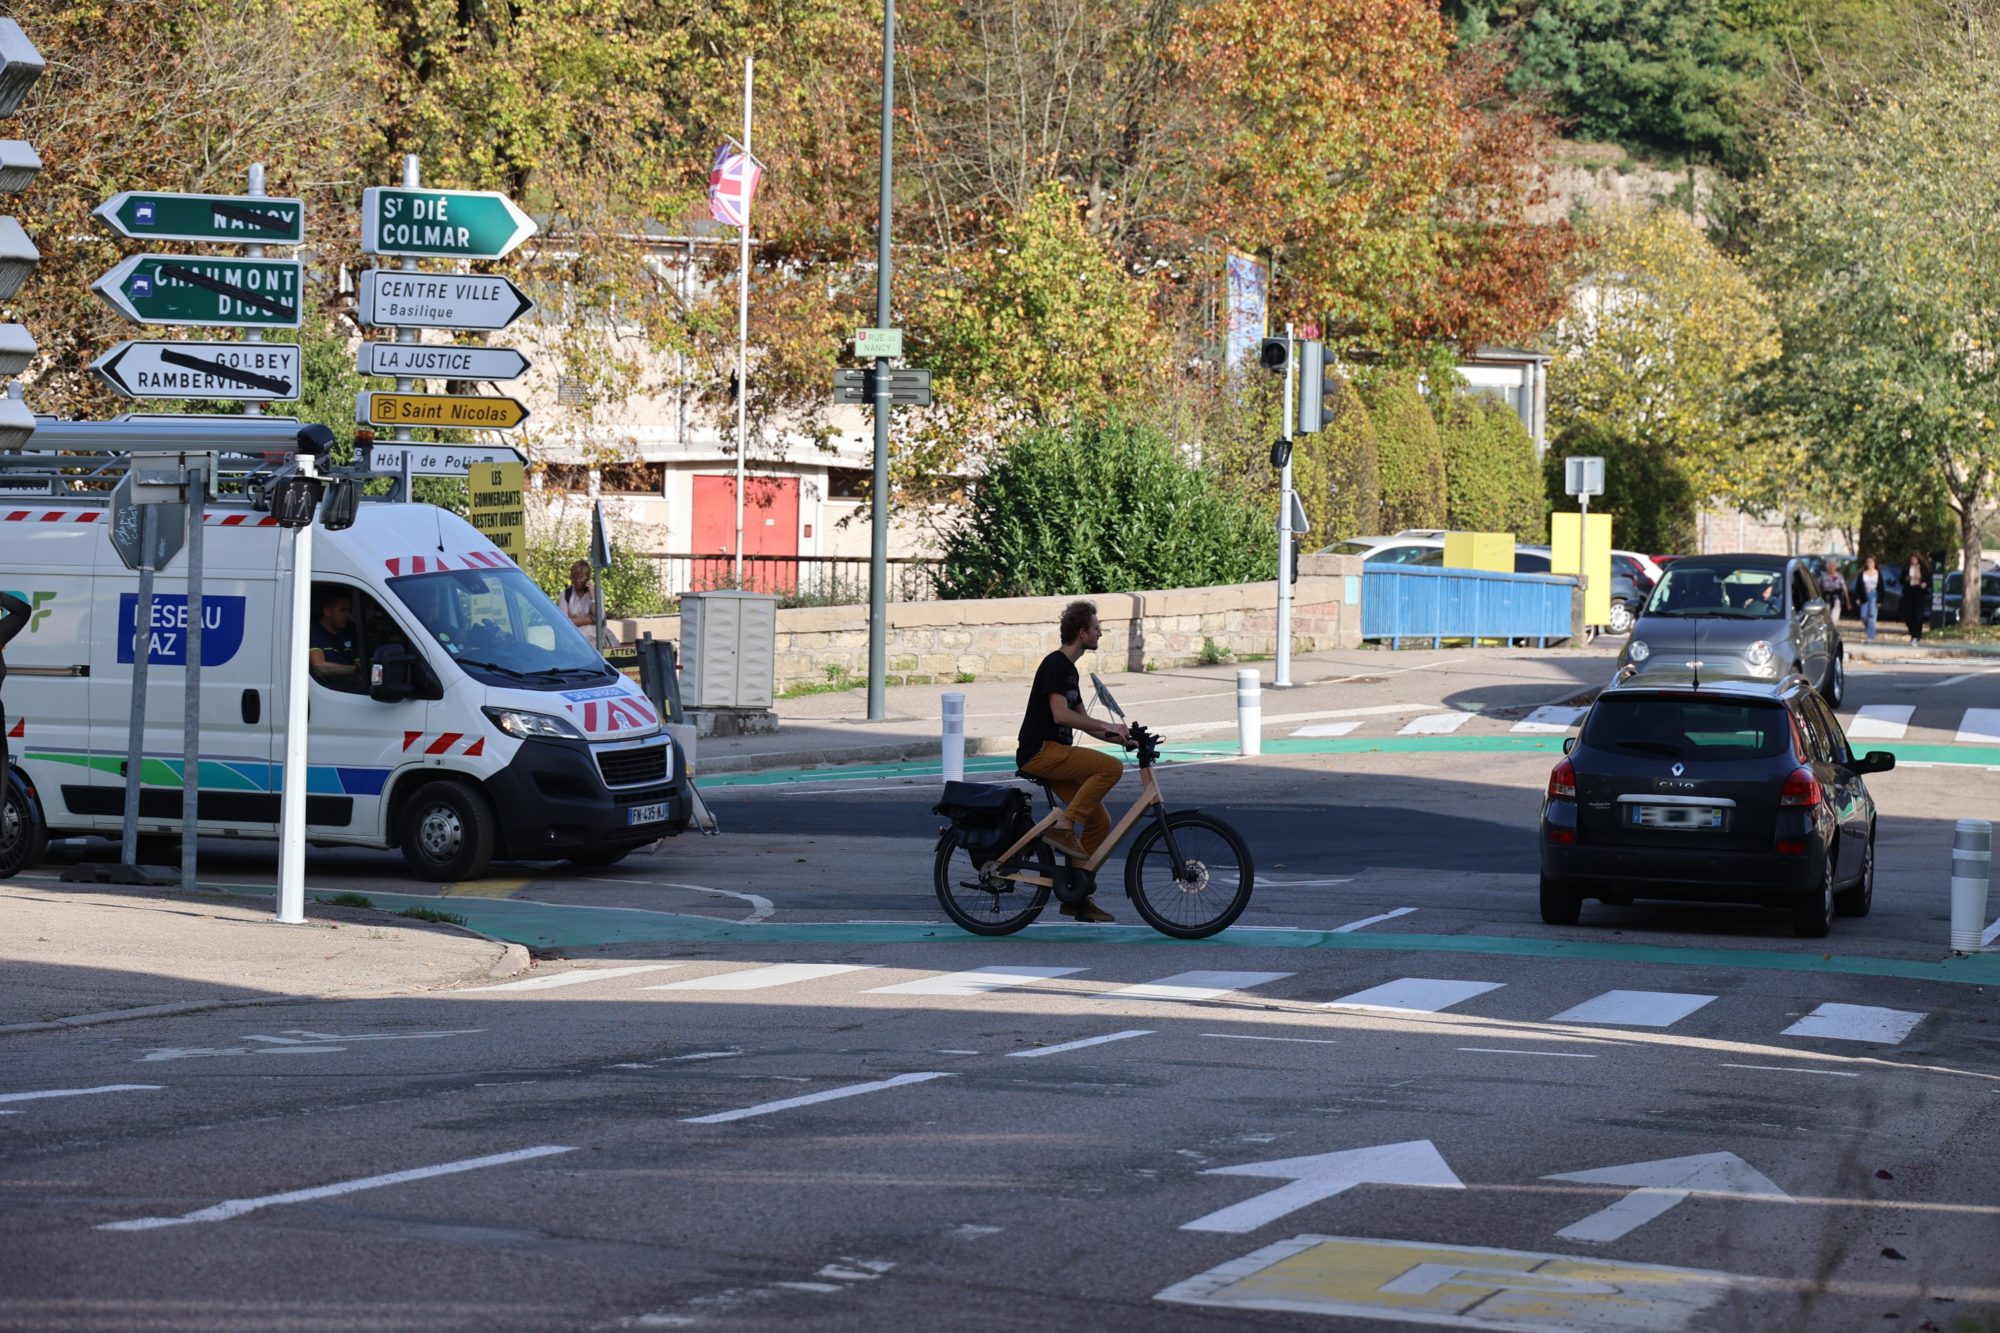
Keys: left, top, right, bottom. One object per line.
{"left": 1022, "top": 740, "right": 1121, "bottom": 854}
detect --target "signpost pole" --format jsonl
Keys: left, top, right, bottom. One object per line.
{"left": 867, "top": 0, "right": 895, "bottom": 722}
{"left": 732, "top": 56, "right": 753, "bottom": 589}
{"left": 242, "top": 163, "right": 265, "bottom": 419}
{"left": 1276, "top": 323, "right": 1296, "bottom": 689}
{"left": 275, "top": 453, "right": 314, "bottom": 925}
{"left": 180, "top": 467, "right": 204, "bottom": 892}
{"left": 394, "top": 155, "right": 420, "bottom": 444}
{"left": 119, "top": 505, "right": 156, "bottom": 867}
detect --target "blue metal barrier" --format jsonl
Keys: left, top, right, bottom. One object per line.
{"left": 1362, "top": 565, "right": 1576, "bottom": 648}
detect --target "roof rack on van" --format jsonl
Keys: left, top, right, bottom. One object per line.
{"left": 0, "top": 416, "right": 323, "bottom": 502}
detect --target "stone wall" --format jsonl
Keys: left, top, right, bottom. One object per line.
{"left": 616, "top": 554, "right": 1364, "bottom": 694}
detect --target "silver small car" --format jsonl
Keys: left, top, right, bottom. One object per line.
{"left": 1614, "top": 555, "right": 1845, "bottom": 705}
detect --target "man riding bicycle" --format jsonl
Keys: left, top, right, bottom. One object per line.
{"left": 1017, "top": 600, "right": 1129, "bottom": 923}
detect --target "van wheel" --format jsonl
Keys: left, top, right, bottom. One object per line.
{"left": 400, "top": 781, "right": 496, "bottom": 882}
{"left": 567, "top": 847, "right": 631, "bottom": 867}
{"left": 0, "top": 769, "right": 47, "bottom": 879}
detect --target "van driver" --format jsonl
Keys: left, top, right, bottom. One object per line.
{"left": 310, "top": 590, "right": 360, "bottom": 688}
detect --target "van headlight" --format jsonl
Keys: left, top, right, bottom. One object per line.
{"left": 483, "top": 707, "right": 584, "bottom": 740}
{"left": 1628, "top": 639, "right": 1650, "bottom": 663}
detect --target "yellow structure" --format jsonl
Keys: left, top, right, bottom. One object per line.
{"left": 1551, "top": 512, "right": 1613, "bottom": 626}
{"left": 466, "top": 461, "right": 526, "bottom": 556}
{"left": 1443, "top": 531, "right": 1514, "bottom": 574}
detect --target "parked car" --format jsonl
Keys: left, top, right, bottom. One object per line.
{"left": 1515, "top": 545, "right": 1645, "bottom": 633}
{"left": 1539, "top": 671, "right": 1892, "bottom": 937}
{"left": 1941, "top": 568, "right": 2000, "bottom": 624}
{"left": 1614, "top": 554, "right": 1846, "bottom": 705}
{"left": 1315, "top": 535, "right": 1447, "bottom": 565}
{"left": 1613, "top": 550, "right": 1661, "bottom": 592}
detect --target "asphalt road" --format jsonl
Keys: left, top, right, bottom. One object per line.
{"left": 4, "top": 652, "right": 1999, "bottom": 1330}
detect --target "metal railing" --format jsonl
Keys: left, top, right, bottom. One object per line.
{"left": 644, "top": 552, "right": 942, "bottom": 606}
{"left": 1362, "top": 565, "right": 1576, "bottom": 648}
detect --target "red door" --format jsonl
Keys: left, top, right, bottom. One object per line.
{"left": 691, "top": 475, "right": 800, "bottom": 593}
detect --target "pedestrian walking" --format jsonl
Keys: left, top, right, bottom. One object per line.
{"left": 1854, "top": 556, "right": 1881, "bottom": 642}
{"left": 1818, "top": 557, "right": 1849, "bottom": 621}
{"left": 1903, "top": 552, "right": 1930, "bottom": 643}
{"left": 0, "top": 589, "right": 28, "bottom": 773}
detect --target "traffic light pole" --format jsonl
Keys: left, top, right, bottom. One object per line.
{"left": 1276, "top": 324, "right": 1295, "bottom": 689}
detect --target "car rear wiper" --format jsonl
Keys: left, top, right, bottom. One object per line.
{"left": 1614, "top": 739, "right": 1684, "bottom": 756}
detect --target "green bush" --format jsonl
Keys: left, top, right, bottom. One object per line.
{"left": 1543, "top": 420, "right": 1696, "bottom": 554}
{"left": 521, "top": 519, "right": 668, "bottom": 618}
{"left": 937, "top": 417, "right": 1277, "bottom": 598}
{"left": 1437, "top": 393, "right": 1545, "bottom": 542}
{"left": 1295, "top": 378, "right": 1381, "bottom": 544}
{"left": 1369, "top": 376, "right": 1447, "bottom": 533}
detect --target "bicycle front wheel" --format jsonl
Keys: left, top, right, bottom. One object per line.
{"left": 1123, "top": 811, "right": 1254, "bottom": 939}
{"left": 934, "top": 832, "right": 1050, "bottom": 936}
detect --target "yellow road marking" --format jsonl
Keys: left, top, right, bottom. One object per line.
{"left": 440, "top": 877, "right": 531, "bottom": 899}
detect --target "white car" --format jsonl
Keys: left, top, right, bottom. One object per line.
{"left": 1315, "top": 535, "right": 1446, "bottom": 565}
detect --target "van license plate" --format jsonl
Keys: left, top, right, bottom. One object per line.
{"left": 1631, "top": 805, "right": 1723, "bottom": 830}
{"left": 627, "top": 803, "right": 667, "bottom": 826}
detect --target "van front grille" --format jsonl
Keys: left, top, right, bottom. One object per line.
{"left": 597, "top": 743, "right": 669, "bottom": 789}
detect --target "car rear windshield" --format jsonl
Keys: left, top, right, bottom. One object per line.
{"left": 1582, "top": 696, "right": 1792, "bottom": 760}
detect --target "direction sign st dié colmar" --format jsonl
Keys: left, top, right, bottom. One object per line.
{"left": 93, "top": 254, "right": 302, "bottom": 329}
{"left": 356, "top": 390, "right": 529, "bottom": 431}
{"left": 356, "top": 270, "right": 533, "bottom": 333}
{"left": 93, "top": 191, "right": 304, "bottom": 246}
{"left": 360, "top": 187, "right": 537, "bottom": 260}
{"left": 92, "top": 339, "right": 301, "bottom": 402}
{"left": 356, "top": 341, "right": 529, "bottom": 382}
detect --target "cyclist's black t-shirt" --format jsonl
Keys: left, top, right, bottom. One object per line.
{"left": 1016, "top": 649, "right": 1080, "bottom": 766}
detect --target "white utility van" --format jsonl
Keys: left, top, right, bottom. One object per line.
{"left": 0, "top": 431, "right": 689, "bottom": 881}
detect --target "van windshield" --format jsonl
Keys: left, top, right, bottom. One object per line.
{"left": 387, "top": 567, "right": 613, "bottom": 686}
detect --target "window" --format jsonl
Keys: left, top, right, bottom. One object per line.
{"left": 1582, "top": 697, "right": 1791, "bottom": 760}
{"left": 1793, "top": 697, "right": 1835, "bottom": 764}
{"left": 1792, "top": 569, "right": 1817, "bottom": 614}
{"left": 1645, "top": 564, "right": 1784, "bottom": 619}
{"left": 1804, "top": 697, "right": 1850, "bottom": 765}
{"left": 308, "top": 584, "right": 417, "bottom": 695}
{"left": 1514, "top": 551, "right": 1551, "bottom": 573}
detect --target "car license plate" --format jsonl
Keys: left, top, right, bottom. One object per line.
{"left": 627, "top": 802, "right": 667, "bottom": 826}
{"left": 1630, "top": 804, "right": 1724, "bottom": 830}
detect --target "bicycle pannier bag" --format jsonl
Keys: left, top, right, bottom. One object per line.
{"left": 933, "top": 781, "right": 1030, "bottom": 858}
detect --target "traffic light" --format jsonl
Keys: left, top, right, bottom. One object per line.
{"left": 1295, "top": 340, "right": 1327, "bottom": 433}
{"left": 1258, "top": 336, "right": 1290, "bottom": 372}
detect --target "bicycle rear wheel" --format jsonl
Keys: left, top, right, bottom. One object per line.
{"left": 1123, "top": 811, "right": 1253, "bottom": 939}
{"left": 933, "top": 832, "right": 1049, "bottom": 936}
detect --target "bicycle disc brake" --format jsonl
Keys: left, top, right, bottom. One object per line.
{"left": 1176, "top": 859, "right": 1211, "bottom": 893}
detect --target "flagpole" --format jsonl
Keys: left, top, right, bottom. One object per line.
{"left": 732, "top": 54, "right": 753, "bottom": 588}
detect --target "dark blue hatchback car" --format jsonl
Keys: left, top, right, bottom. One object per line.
{"left": 1539, "top": 672, "right": 1894, "bottom": 937}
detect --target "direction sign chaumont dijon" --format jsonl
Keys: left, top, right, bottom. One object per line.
{"left": 360, "top": 187, "right": 536, "bottom": 260}
{"left": 357, "top": 390, "right": 528, "bottom": 432}
{"left": 357, "top": 270, "right": 533, "bottom": 333}
{"left": 357, "top": 341, "right": 529, "bottom": 382}
{"left": 93, "top": 191, "right": 304, "bottom": 246}
{"left": 93, "top": 254, "right": 302, "bottom": 329}
{"left": 93, "top": 339, "right": 301, "bottom": 402}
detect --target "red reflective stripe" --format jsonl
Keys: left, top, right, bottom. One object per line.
{"left": 403, "top": 731, "right": 423, "bottom": 751}
{"left": 4, "top": 511, "right": 24, "bottom": 521}
{"left": 463, "top": 737, "right": 484, "bottom": 757}
{"left": 37, "top": 512, "right": 62, "bottom": 521}
{"left": 77, "top": 512, "right": 98, "bottom": 522}
{"left": 582, "top": 702, "right": 599, "bottom": 730}
{"left": 220, "top": 514, "right": 246, "bottom": 526}
{"left": 6, "top": 718, "right": 20, "bottom": 738}
{"left": 386, "top": 559, "right": 402, "bottom": 576}
{"left": 425, "top": 732, "right": 462, "bottom": 755}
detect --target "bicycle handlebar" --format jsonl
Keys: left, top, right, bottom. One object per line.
{"left": 1121, "top": 722, "right": 1161, "bottom": 768}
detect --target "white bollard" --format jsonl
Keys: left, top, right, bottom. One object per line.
{"left": 941, "top": 691, "right": 966, "bottom": 783}
{"left": 1236, "top": 668, "right": 1262, "bottom": 757}
{"left": 1950, "top": 818, "right": 1991, "bottom": 954}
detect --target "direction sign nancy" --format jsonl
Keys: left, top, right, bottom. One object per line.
{"left": 357, "top": 390, "right": 528, "bottom": 431}
{"left": 361, "top": 187, "right": 536, "bottom": 260}
{"left": 93, "top": 255, "right": 302, "bottom": 329}
{"left": 357, "top": 341, "right": 529, "bottom": 382}
{"left": 93, "top": 191, "right": 304, "bottom": 246}
{"left": 357, "top": 270, "right": 533, "bottom": 333}
{"left": 93, "top": 340, "right": 301, "bottom": 402}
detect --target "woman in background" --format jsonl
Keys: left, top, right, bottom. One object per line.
{"left": 1903, "top": 553, "right": 1930, "bottom": 644}
{"left": 1853, "top": 556, "right": 1881, "bottom": 642}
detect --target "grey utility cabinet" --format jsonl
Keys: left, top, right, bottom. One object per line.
{"left": 678, "top": 590, "right": 778, "bottom": 709}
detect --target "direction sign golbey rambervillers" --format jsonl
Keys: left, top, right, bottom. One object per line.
{"left": 93, "top": 339, "right": 301, "bottom": 402}
{"left": 93, "top": 254, "right": 302, "bottom": 329}
{"left": 360, "top": 187, "right": 536, "bottom": 260}
{"left": 357, "top": 341, "right": 529, "bottom": 382}
{"left": 357, "top": 390, "right": 529, "bottom": 431}
{"left": 356, "top": 270, "right": 533, "bottom": 333}
{"left": 93, "top": 191, "right": 305, "bottom": 246}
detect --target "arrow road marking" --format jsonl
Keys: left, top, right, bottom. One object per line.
{"left": 1180, "top": 1139, "right": 1465, "bottom": 1234}
{"left": 154, "top": 262, "right": 295, "bottom": 321}
{"left": 1544, "top": 1152, "right": 1792, "bottom": 1243}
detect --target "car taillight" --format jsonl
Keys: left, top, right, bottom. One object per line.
{"left": 1780, "top": 767, "right": 1822, "bottom": 807}
{"left": 1549, "top": 758, "right": 1576, "bottom": 799}
{"left": 1775, "top": 838, "right": 1808, "bottom": 855}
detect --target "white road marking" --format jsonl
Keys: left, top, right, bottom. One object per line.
{"left": 468, "top": 964, "right": 682, "bottom": 992}
{"left": 1459, "top": 1047, "right": 1599, "bottom": 1059}
{"left": 682, "top": 1072, "right": 951, "bottom": 1124}
{"left": 647, "top": 964, "right": 872, "bottom": 992}
{"left": 1513, "top": 706, "right": 1586, "bottom": 733}
{"left": 1330, "top": 907, "right": 1417, "bottom": 934}
{"left": 1846, "top": 704, "right": 1913, "bottom": 738}
{"left": 660, "top": 881, "right": 776, "bottom": 924}
{"left": 1324, "top": 978, "right": 1503, "bottom": 1013}
{"left": 1551, "top": 990, "right": 1717, "bottom": 1028}
{"left": 1202, "top": 1033, "right": 1338, "bottom": 1045}
{"left": 1259, "top": 877, "right": 1356, "bottom": 887}
{"left": 1291, "top": 721, "right": 1362, "bottom": 738}
{"left": 1106, "top": 972, "right": 1293, "bottom": 1002}
{"left": 1782, "top": 1002, "right": 1926, "bottom": 1044}
{"left": 1181, "top": 1139, "right": 1465, "bottom": 1234}
{"left": 1399, "top": 712, "right": 1473, "bottom": 735}
{"left": 866, "top": 966, "right": 1083, "bottom": 995}
{"left": 0, "top": 1084, "right": 161, "bottom": 1105}
{"left": 1719, "top": 1063, "right": 1859, "bottom": 1078}
{"left": 1927, "top": 671, "right": 1990, "bottom": 688}
{"left": 1955, "top": 708, "right": 2000, "bottom": 743}
{"left": 1546, "top": 1152, "right": 1791, "bottom": 1243}
{"left": 1983, "top": 915, "right": 2000, "bottom": 947}
{"left": 670, "top": 1050, "right": 742, "bottom": 1062}
{"left": 97, "top": 1145, "right": 576, "bottom": 1231}
{"left": 1006, "top": 1029, "right": 1153, "bottom": 1058}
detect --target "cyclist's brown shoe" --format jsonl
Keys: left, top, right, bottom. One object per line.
{"left": 1043, "top": 830, "right": 1090, "bottom": 860}
{"left": 1060, "top": 897, "right": 1115, "bottom": 923}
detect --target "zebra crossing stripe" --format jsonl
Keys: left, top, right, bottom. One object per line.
{"left": 1291, "top": 721, "right": 1363, "bottom": 738}
{"left": 1847, "top": 704, "right": 1913, "bottom": 739}
{"left": 1781, "top": 1003, "right": 1925, "bottom": 1044}
{"left": 1399, "top": 713, "right": 1474, "bottom": 736}
{"left": 1550, "top": 990, "right": 1717, "bottom": 1028}
{"left": 1955, "top": 709, "right": 2000, "bottom": 744}
{"left": 470, "top": 964, "right": 681, "bottom": 992}
{"left": 1324, "top": 978, "right": 1503, "bottom": 1012}
{"left": 866, "top": 966, "right": 1083, "bottom": 996}
{"left": 1103, "top": 971, "right": 1293, "bottom": 1002}
{"left": 645, "top": 964, "right": 873, "bottom": 991}
{"left": 1513, "top": 706, "right": 1586, "bottom": 734}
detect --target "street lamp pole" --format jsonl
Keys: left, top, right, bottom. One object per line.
{"left": 866, "top": 0, "right": 895, "bottom": 720}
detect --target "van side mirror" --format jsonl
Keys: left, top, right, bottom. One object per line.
{"left": 1852, "top": 750, "right": 1896, "bottom": 775}
{"left": 370, "top": 643, "right": 416, "bottom": 703}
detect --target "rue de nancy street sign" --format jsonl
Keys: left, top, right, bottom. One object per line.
{"left": 93, "top": 339, "right": 301, "bottom": 402}
{"left": 361, "top": 187, "right": 536, "bottom": 260}
{"left": 93, "top": 191, "right": 305, "bottom": 245}
{"left": 356, "top": 270, "right": 533, "bottom": 333}
{"left": 92, "top": 254, "right": 302, "bottom": 329}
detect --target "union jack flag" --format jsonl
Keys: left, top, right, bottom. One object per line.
{"left": 708, "top": 142, "right": 763, "bottom": 229}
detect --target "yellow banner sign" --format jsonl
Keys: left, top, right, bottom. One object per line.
{"left": 361, "top": 391, "right": 528, "bottom": 431}
{"left": 465, "top": 461, "right": 525, "bottom": 556}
